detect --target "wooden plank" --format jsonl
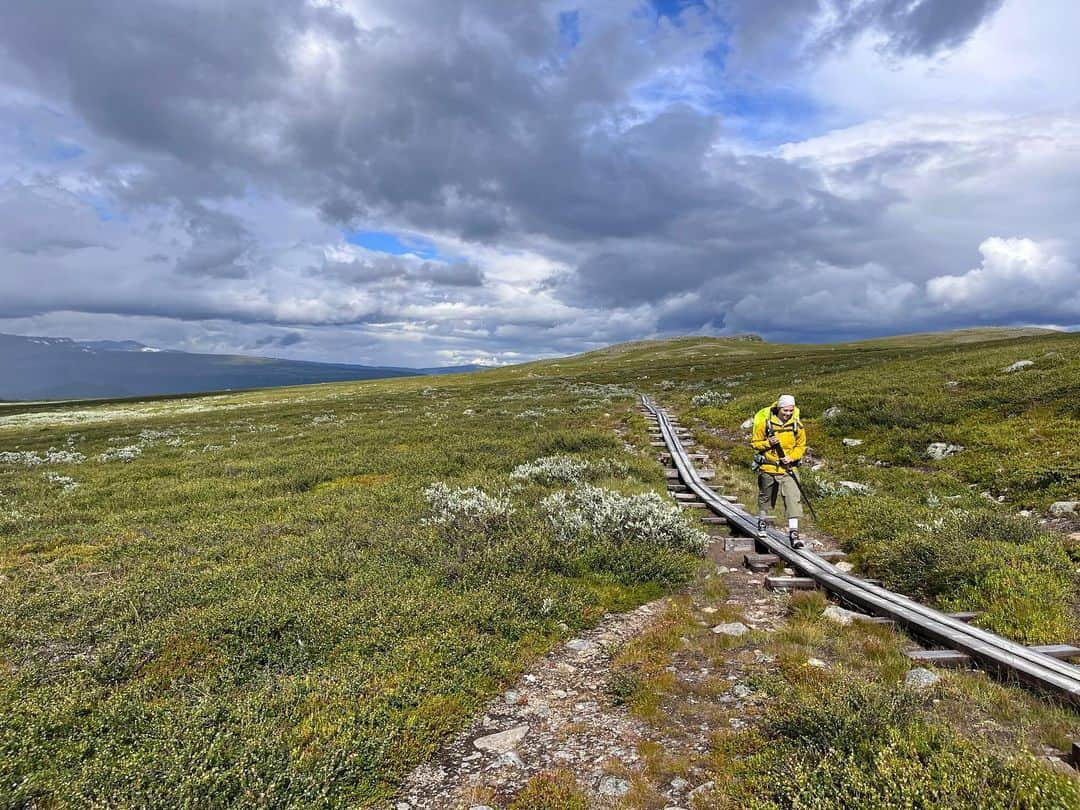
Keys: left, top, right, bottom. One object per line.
{"left": 673, "top": 493, "right": 700, "bottom": 501}
{"left": 1031, "top": 645, "right": 1080, "bottom": 661}
{"left": 680, "top": 502, "right": 708, "bottom": 510}
{"left": 906, "top": 649, "right": 972, "bottom": 668}
{"left": 765, "top": 576, "right": 817, "bottom": 591}
{"left": 667, "top": 484, "right": 689, "bottom": 493}
{"left": 697, "top": 471, "right": 715, "bottom": 480}
{"left": 701, "top": 516, "right": 727, "bottom": 525}
{"left": 664, "top": 468, "right": 680, "bottom": 478}
{"left": 745, "top": 553, "right": 779, "bottom": 572}
{"left": 853, "top": 615, "right": 897, "bottom": 627}
{"left": 725, "top": 537, "right": 754, "bottom": 552}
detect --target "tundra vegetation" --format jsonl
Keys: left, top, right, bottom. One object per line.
{"left": 1, "top": 327, "right": 1078, "bottom": 806}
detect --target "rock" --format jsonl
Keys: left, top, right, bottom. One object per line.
{"left": 806, "top": 658, "right": 827, "bottom": 668}
{"left": 905, "top": 668, "right": 941, "bottom": 690}
{"left": 565, "top": 638, "right": 596, "bottom": 652}
{"left": 1002, "top": 360, "right": 1034, "bottom": 373}
{"left": 1049, "top": 501, "right": 1078, "bottom": 517}
{"left": 835, "top": 561, "right": 854, "bottom": 573}
{"left": 490, "top": 751, "right": 524, "bottom": 769}
{"left": 740, "top": 417, "right": 755, "bottom": 431}
{"left": 732, "top": 683, "right": 753, "bottom": 699}
{"left": 598, "top": 776, "right": 631, "bottom": 797}
{"left": 469, "top": 806, "right": 495, "bottom": 810}
{"left": 473, "top": 725, "right": 529, "bottom": 754}
{"left": 837, "top": 480, "right": 872, "bottom": 495}
{"left": 670, "top": 776, "right": 691, "bottom": 793}
{"left": 396, "top": 804, "right": 411, "bottom": 810}
{"left": 504, "top": 690, "right": 521, "bottom": 705}
{"left": 823, "top": 406, "right": 842, "bottom": 420}
{"left": 926, "top": 442, "right": 964, "bottom": 460}
{"left": 687, "top": 781, "right": 715, "bottom": 800}
{"left": 842, "top": 438, "right": 863, "bottom": 447}
{"left": 711, "top": 622, "right": 749, "bottom": 637}
{"left": 945, "top": 380, "right": 960, "bottom": 388}
{"left": 823, "top": 605, "right": 858, "bottom": 626}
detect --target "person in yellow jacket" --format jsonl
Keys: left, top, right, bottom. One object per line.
{"left": 751, "top": 394, "right": 807, "bottom": 548}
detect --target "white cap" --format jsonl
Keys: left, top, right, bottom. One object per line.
{"left": 778, "top": 394, "right": 796, "bottom": 408}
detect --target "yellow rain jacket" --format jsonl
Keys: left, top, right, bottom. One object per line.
{"left": 751, "top": 403, "right": 806, "bottom": 475}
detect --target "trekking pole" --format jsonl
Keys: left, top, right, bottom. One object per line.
{"left": 785, "top": 464, "right": 819, "bottom": 522}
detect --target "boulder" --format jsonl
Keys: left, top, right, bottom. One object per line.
{"left": 1002, "top": 360, "right": 1034, "bottom": 373}
{"left": 711, "top": 622, "right": 749, "bottom": 637}
{"left": 904, "top": 668, "right": 940, "bottom": 690}
{"left": 1049, "top": 501, "right": 1079, "bottom": 517}
{"left": 473, "top": 725, "right": 529, "bottom": 754}
{"left": 926, "top": 442, "right": 964, "bottom": 460}
{"left": 740, "top": 417, "right": 755, "bottom": 431}
{"left": 823, "top": 605, "right": 858, "bottom": 626}
{"left": 598, "top": 776, "right": 631, "bottom": 797}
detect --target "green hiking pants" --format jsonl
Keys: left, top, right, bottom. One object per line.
{"left": 757, "top": 471, "right": 803, "bottom": 519}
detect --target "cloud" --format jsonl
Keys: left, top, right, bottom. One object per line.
{"left": 927, "top": 237, "right": 1080, "bottom": 320}
{"left": 0, "top": 0, "right": 1075, "bottom": 368}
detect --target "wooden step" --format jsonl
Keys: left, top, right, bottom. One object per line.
{"left": 701, "top": 516, "right": 728, "bottom": 525}
{"left": 1031, "top": 644, "right": 1080, "bottom": 661}
{"left": 667, "top": 484, "right": 689, "bottom": 493}
{"left": 680, "top": 502, "right": 709, "bottom": 509}
{"left": 765, "top": 576, "right": 817, "bottom": 591}
{"left": 725, "top": 536, "right": 754, "bottom": 552}
{"left": 906, "top": 649, "right": 972, "bottom": 668}
{"left": 673, "top": 492, "right": 700, "bottom": 501}
{"left": 745, "top": 553, "right": 779, "bottom": 572}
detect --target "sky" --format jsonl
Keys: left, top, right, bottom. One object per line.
{"left": 1, "top": 0, "right": 1078, "bottom": 367}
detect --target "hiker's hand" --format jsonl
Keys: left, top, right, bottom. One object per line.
{"left": 769, "top": 436, "right": 780, "bottom": 447}
{"left": 781, "top": 455, "right": 792, "bottom": 465}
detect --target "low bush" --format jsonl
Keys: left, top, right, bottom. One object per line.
{"left": 713, "top": 678, "right": 1080, "bottom": 809}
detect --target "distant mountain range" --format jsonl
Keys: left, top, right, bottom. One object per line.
{"left": 0, "top": 333, "right": 481, "bottom": 401}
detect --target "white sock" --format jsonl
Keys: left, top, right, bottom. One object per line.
{"left": 788, "top": 518, "right": 798, "bottom": 531}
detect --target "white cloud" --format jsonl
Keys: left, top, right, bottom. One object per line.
{"left": 927, "top": 236, "right": 1080, "bottom": 315}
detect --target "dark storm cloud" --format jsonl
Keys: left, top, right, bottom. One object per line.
{"left": 728, "top": 0, "right": 1007, "bottom": 67}
{"left": 254, "top": 331, "right": 304, "bottom": 349}
{"left": 1, "top": 0, "right": 1068, "bottom": 364}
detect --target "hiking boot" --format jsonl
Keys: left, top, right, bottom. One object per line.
{"left": 757, "top": 518, "right": 768, "bottom": 539}
{"left": 789, "top": 529, "right": 804, "bottom": 549}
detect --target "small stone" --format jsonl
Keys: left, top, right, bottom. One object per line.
{"left": 838, "top": 480, "right": 872, "bottom": 495}
{"left": 905, "top": 668, "right": 941, "bottom": 690}
{"left": 806, "top": 658, "right": 827, "bottom": 668}
{"left": 490, "top": 751, "right": 524, "bottom": 770}
{"left": 396, "top": 803, "right": 411, "bottom": 810}
{"left": 701, "top": 606, "right": 717, "bottom": 614}
{"left": 926, "top": 443, "right": 964, "bottom": 460}
{"left": 1002, "top": 360, "right": 1034, "bottom": 373}
{"left": 504, "top": 690, "right": 521, "bottom": 705}
{"left": 688, "top": 781, "right": 715, "bottom": 800}
{"left": 670, "top": 776, "right": 691, "bottom": 793}
{"left": 842, "top": 438, "right": 863, "bottom": 447}
{"left": 732, "top": 683, "right": 753, "bottom": 699}
{"left": 469, "top": 806, "right": 495, "bottom": 810}
{"left": 552, "top": 689, "right": 568, "bottom": 699}
{"left": 823, "top": 406, "right": 842, "bottom": 420}
{"left": 1049, "top": 501, "right": 1078, "bottom": 517}
{"left": 566, "top": 638, "right": 596, "bottom": 652}
{"left": 823, "top": 605, "right": 858, "bottom": 626}
{"left": 473, "top": 724, "right": 529, "bottom": 754}
{"left": 711, "top": 622, "right": 749, "bottom": 637}
{"left": 835, "top": 561, "right": 854, "bottom": 573}
{"left": 945, "top": 380, "right": 960, "bottom": 388}
{"left": 740, "top": 417, "right": 755, "bottom": 430}
{"left": 598, "top": 776, "right": 631, "bottom": 797}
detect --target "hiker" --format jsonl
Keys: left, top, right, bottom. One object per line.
{"left": 751, "top": 394, "right": 807, "bottom": 548}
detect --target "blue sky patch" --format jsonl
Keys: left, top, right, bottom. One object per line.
{"left": 346, "top": 229, "right": 440, "bottom": 259}
{"left": 558, "top": 10, "right": 580, "bottom": 50}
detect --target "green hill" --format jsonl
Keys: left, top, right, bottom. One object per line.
{"left": 1, "top": 327, "right": 1078, "bottom": 806}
